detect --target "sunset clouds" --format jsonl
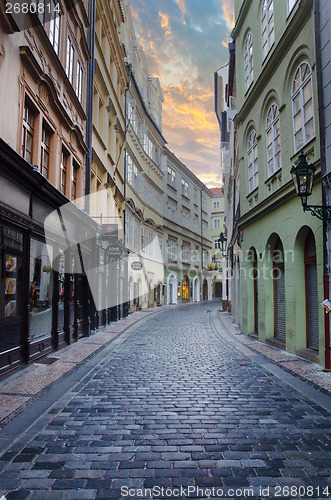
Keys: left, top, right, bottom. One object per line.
{"left": 128, "top": 0, "right": 234, "bottom": 187}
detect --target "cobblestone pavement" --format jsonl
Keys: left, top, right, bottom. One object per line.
{"left": 0, "top": 302, "right": 330, "bottom": 500}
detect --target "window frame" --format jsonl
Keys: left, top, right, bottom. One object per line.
{"left": 266, "top": 102, "right": 281, "bottom": 178}
{"left": 22, "top": 101, "right": 35, "bottom": 164}
{"left": 247, "top": 129, "right": 259, "bottom": 193}
{"left": 66, "top": 36, "right": 75, "bottom": 85}
{"left": 41, "top": 123, "right": 51, "bottom": 178}
{"left": 291, "top": 60, "right": 315, "bottom": 153}
{"left": 261, "top": 0, "right": 275, "bottom": 60}
{"left": 76, "top": 59, "right": 83, "bottom": 103}
{"left": 244, "top": 31, "right": 254, "bottom": 92}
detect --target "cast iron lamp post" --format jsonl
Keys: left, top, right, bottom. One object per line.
{"left": 290, "top": 151, "right": 331, "bottom": 221}
{"left": 218, "top": 232, "right": 227, "bottom": 258}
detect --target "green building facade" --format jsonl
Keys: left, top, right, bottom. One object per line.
{"left": 233, "top": 0, "right": 324, "bottom": 363}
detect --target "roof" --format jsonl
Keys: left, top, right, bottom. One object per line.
{"left": 210, "top": 187, "right": 224, "bottom": 196}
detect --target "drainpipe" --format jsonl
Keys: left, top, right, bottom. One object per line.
{"left": 314, "top": 0, "right": 331, "bottom": 370}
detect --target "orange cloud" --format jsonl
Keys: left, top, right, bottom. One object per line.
{"left": 174, "top": 0, "right": 186, "bottom": 25}
{"left": 222, "top": 0, "right": 235, "bottom": 30}
{"left": 159, "top": 12, "right": 172, "bottom": 38}
{"left": 222, "top": 40, "right": 228, "bottom": 48}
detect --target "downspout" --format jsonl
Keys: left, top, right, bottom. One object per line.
{"left": 314, "top": 0, "right": 330, "bottom": 370}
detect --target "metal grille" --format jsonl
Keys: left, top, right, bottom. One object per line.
{"left": 275, "top": 269, "right": 286, "bottom": 340}
{"left": 306, "top": 263, "right": 319, "bottom": 350}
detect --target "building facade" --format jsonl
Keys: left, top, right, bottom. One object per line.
{"left": 210, "top": 188, "right": 224, "bottom": 299}
{"left": 122, "top": 2, "right": 166, "bottom": 311}
{"left": 163, "top": 148, "right": 213, "bottom": 305}
{"left": 233, "top": 0, "right": 324, "bottom": 363}
{"left": 90, "top": 0, "right": 128, "bottom": 328}
{"left": 0, "top": 3, "right": 90, "bottom": 376}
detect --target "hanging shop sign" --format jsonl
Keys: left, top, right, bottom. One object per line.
{"left": 105, "top": 243, "right": 122, "bottom": 260}
{"left": 131, "top": 261, "right": 143, "bottom": 271}
{"left": 100, "top": 224, "right": 118, "bottom": 240}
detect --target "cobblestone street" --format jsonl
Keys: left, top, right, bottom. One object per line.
{"left": 0, "top": 302, "right": 330, "bottom": 500}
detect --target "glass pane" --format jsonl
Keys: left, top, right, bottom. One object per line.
{"left": 304, "top": 98, "right": 313, "bottom": 122}
{"left": 295, "top": 130, "right": 303, "bottom": 150}
{"left": 303, "top": 81, "right": 312, "bottom": 103}
{"left": 305, "top": 119, "right": 314, "bottom": 142}
{"left": 3, "top": 227, "right": 23, "bottom": 251}
{"left": 292, "top": 94, "right": 301, "bottom": 114}
{"left": 294, "top": 111, "right": 302, "bottom": 133}
{"left": 58, "top": 250, "right": 65, "bottom": 331}
{"left": 0, "top": 252, "right": 23, "bottom": 352}
{"left": 29, "top": 239, "right": 53, "bottom": 342}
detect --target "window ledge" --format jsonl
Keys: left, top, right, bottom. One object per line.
{"left": 290, "top": 140, "right": 316, "bottom": 163}
{"left": 265, "top": 168, "right": 282, "bottom": 188}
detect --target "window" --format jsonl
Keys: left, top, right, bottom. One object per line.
{"left": 182, "top": 244, "right": 190, "bottom": 262}
{"left": 168, "top": 239, "right": 177, "bottom": 261}
{"left": 214, "top": 239, "right": 220, "bottom": 250}
{"left": 247, "top": 129, "right": 258, "bottom": 192}
{"left": 291, "top": 61, "right": 315, "bottom": 152}
{"left": 60, "top": 148, "right": 68, "bottom": 195}
{"left": 22, "top": 102, "right": 34, "bottom": 163}
{"left": 72, "top": 161, "right": 79, "bottom": 200}
{"left": 266, "top": 103, "right": 281, "bottom": 177}
{"left": 261, "top": 0, "right": 274, "bottom": 59}
{"left": 182, "top": 179, "right": 189, "bottom": 197}
{"left": 167, "top": 198, "right": 176, "bottom": 222}
{"left": 126, "top": 213, "right": 133, "bottom": 249}
{"left": 66, "top": 36, "right": 74, "bottom": 84}
{"left": 244, "top": 32, "right": 254, "bottom": 91}
{"left": 76, "top": 60, "right": 83, "bottom": 102}
{"left": 41, "top": 125, "right": 50, "bottom": 178}
{"left": 48, "top": 1, "right": 61, "bottom": 54}
{"left": 287, "top": 0, "right": 298, "bottom": 14}
{"left": 213, "top": 219, "right": 221, "bottom": 229}
{"left": 167, "top": 167, "right": 176, "bottom": 184}
{"left": 213, "top": 201, "right": 220, "bottom": 209}
{"left": 182, "top": 207, "right": 190, "bottom": 228}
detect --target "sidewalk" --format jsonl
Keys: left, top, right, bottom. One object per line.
{"left": 219, "top": 310, "right": 331, "bottom": 395}
{"left": 0, "top": 305, "right": 170, "bottom": 427}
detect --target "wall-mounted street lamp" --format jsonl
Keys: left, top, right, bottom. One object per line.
{"left": 290, "top": 151, "right": 331, "bottom": 221}
{"left": 218, "top": 231, "right": 227, "bottom": 257}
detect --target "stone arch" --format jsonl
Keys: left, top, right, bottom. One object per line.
{"left": 193, "top": 276, "right": 200, "bottom": 302}
{"left": 167, "top": 272, "right": 177, "bottom": 305}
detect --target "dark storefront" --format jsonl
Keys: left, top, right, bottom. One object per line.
{"left": 0, "top": 139, "right": 127, "bottom": 377}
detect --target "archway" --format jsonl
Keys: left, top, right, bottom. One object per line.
{"left": 167, "top": 273, "right": 177, "bottom": 305}
{"left": 203, "top": 278, "right": 208, "bottom": 301}
{"left": 305, "top": 230, "right": 318, "bottom": 350}
{"left": 193, "top": 276, "right": 200, "bottom": 302}
{"left": 182, "top": 275, "right": 190, "bottom": 301}
{"left": 273, "top": 238, "right": 286, "bottom": 341}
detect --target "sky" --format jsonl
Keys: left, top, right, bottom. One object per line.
{"left": 127, "top": 0, "right": 235, "bottom": 188}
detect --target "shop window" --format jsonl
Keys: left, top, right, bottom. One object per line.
{"left": 182, "top": 277, "right": 189, "bottom": 300}
{"left": 41, "top": 124, "right": 51, "bottom": 178}
{"left": 0, "top": 227, "right": 23, "bottom": 354}
{"left": 29, "top": 239, "right": 53, "bottom": 342}
{"left": 58, "top": 249, "right": 65, "bottom": 332}
{"left": 22, "top": 102, "right": 35, "bottom": 164}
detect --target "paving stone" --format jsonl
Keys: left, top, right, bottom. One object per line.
{"left": 0, "top": 303, "right": 330, "bottom": 497}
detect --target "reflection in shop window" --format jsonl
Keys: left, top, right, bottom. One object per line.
{"left": 29, "top": 239, "right": 53, "bottom": 342}
{"left": 58, "top": 249, "right": 65, "bottom": 332}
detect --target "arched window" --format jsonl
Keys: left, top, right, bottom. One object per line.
{"left": 291, "top": 61, "right": 315, "bottom": 152}
{"left": 261, "top": 0, "right": 274, "bottom": 59}
{"left": 244, "top": 32, "right": 254, "bottom": 91}
{"left": 247, "top": 129, "right": 258, "bottom": 192}
{"left": 266, "top": 102, "right": 281, "bottom": 177}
